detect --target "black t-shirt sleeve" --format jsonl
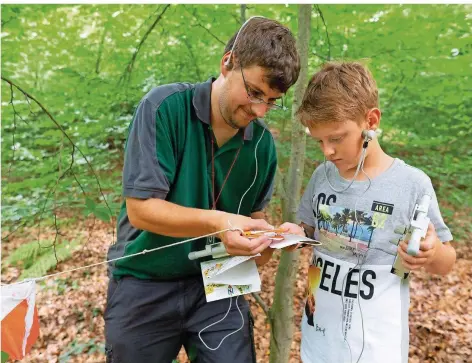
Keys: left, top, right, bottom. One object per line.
{"left": 122, "top": 98, "right": 171, "bottom": 200}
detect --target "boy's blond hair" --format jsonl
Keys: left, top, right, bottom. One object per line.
{"left": 296, "top": 61, "right": 379, "bottom": 128}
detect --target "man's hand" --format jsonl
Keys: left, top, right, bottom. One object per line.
{"left": 278, "top": 222, "right": 305, "bottom": 252}
{"left": 397, "top": 223, "right": 439, "bottom": 271}
{"left": 217, "top": 213, "right": 274, "bottom": 256}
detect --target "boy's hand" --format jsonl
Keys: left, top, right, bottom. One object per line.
{"left": 278, "top": 222, "right": 305, "bottom": 252}
{"left": 397, "top": 223, "right": 439, "bottom": 271}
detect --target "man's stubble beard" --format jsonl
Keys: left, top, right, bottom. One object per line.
{"left": 218, "top": 91, "right": 242, "bottom": 130}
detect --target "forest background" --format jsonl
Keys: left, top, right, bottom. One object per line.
{"left": 1, "top": 3, "right": 471, "bottom": 362}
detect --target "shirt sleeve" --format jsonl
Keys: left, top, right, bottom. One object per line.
{"left": 122, "top": 98, "right": 172, "bottom": 200}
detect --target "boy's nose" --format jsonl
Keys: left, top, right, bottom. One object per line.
{"left": 322, "top": 144, "right": 336, "bottom": 158}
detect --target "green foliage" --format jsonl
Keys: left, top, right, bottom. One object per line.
{"left": 4, "top": 240, "right": 80, "bottom": 279}
{"left": 59, "top": 338, "right": 105, "bottom": 362}
{"left": 1, "top": 4, "right": 470, "bottom": 242}
{"left": 1, "top": 351, "right": 9, "bottom": 363}
{"left": 83, "top": 197, "right": 114, "bottom": 222}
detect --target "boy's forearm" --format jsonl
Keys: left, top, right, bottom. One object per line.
{"left": 424, "top": 241, "right": 456, "bottom": 275}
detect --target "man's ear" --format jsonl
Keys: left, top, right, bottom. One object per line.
{"left": 366, "top": 108, "right": 381, "bottom": 130}
{"left": 220, "top": 51, "right": 233, "bottom": 76}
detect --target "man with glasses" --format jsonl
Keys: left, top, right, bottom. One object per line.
{"left": 105, "top": 17, "right": 300, "bottom": 363}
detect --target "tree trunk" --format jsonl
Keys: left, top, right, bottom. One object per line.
{"left": 269, "top": 5, "right": 311, "bottom": 363}
{"left": 240, "top": 4, "right": 246, "bottom": 24}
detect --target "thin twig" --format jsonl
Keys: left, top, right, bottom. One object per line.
{"left": 1, "top": 76, "right": 115, "bottom": 243}
{"left": 183, "top": 5, "right": 225, "bottom": 45}
{"left": 311, "top": 52, "right": 329, "bottom": 62}
{"left": 252, "top": 292, "right": 270, "bottom": 317}
{"left": 120, "top": 4, "right": 171, "bottom": 84}
{"left": 314, "top": 5, "right": 331, "bottom": 61}
{"left": 182, "top": 37, "right": 202, "bottom": 79}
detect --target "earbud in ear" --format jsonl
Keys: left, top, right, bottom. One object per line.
{"left": 362, "top": 129, "right": 377, "bottom": 141}
{"left": 224, "top": 51, "right": 232, "bottom": 67}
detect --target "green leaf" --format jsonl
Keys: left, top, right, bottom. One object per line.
{"left": 1, "top": 351, "right": 9, "bottom": 363}
{"left": 187, "top": 343, "right": 198, "bottom": 360}
{"left": 85, "top": 198, "right": 96, "bottom": 212}
{"left": 93, "top": 206, "right": 111, "bottom": 222}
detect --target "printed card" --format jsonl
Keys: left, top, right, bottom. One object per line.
{"left": 201, "top": 256, "right": 261, "bottom": 302}
{"left": 269, "top": 233, "right": 322, "bottom": 249}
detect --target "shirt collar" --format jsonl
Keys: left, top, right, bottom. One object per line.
{"left": 193, "top": 77, "right": 254, "bottom": 141}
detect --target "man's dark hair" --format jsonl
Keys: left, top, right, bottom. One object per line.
{"left": 224, "top": 18, "right": 300, "bottom": 93}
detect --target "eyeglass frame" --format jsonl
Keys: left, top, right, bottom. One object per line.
{"left": 239, "top": 64, "right": 287, "bottom": 111}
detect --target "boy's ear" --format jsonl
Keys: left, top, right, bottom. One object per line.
{"left": 366, "top": 108, "right": 381, "bottom": 130}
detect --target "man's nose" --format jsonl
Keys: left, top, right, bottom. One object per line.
{"left": 250, "top": 103, "right": 270, "bottom": 118}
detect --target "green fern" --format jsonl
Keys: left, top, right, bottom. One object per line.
{"left": 4, "top": 240, "right": 80, "bottom": 279}
{"left": 4, "top": 240, "right": 53, "bottom": 269}
{"left": 20, "top": 240, "right": 80, "bottom": 279}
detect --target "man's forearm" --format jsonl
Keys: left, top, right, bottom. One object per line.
{"left": 127, "top": 197, "right": 225, "bottom": 238}
{"left": 425, "top": 241, "right": 456, "bottom": 275}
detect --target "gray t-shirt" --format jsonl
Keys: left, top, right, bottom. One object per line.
{"left": 296, "top": 158, "right": 452, "bottom": 363}
{"left": 297, "top": 158, "right": 452, "bottom": 265}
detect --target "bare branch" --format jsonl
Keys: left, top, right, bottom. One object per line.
{"left": 183, "top": 6, "right": 225, "bottom": 45}
{"left": 8, "top": 109, "right": 16, "bottom": 179}
{"left": 95, "top": 26, "right": 108, "bottom": 75}
{"left": 194, "top": 23, "right": 225, "bottom": 46}
{"left": 120, "top": 4, "right": 171, "bottom": 84}
{"left": 314, "top": 5, "right": 331, "bottom": 61}
{"left": 182, "top": 37, "right": 202, "bottom": 79}
{"left": 311, "top": 51, "right": 329, "bottom": 62}
{"left": 1, "top": 76, "right": 115, "bottom": 242}
{"left": 252, "top": 292, "right": 270, "bottom": 318}
{"left": 368, "top": 48, "right": 415, "bottom": 59}
{"left": 384, "top": 72, "right": 407, "bottom": 110}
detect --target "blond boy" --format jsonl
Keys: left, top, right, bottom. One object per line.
{"left": 295, "top": 62, "right": 456, "bottom": 363}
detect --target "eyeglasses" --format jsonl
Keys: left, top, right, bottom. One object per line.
{"left": 240, "top": 66, "right": 287, "bottom": 111}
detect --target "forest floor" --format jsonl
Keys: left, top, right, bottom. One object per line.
{"left": 2, "top": 206, "right": 471, "bottom": 363}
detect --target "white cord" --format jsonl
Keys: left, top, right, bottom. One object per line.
{"left": 237, "top": 128, "right": 265, "bottom": 215}
{"left": 198, "top": 127, "right": 266, "bottom": 350}
{"left": 2, "top": 227, "right": 237, "bottom": 286}
{"left": 198, "top": 295, "right": 244, "bottom": 350}
{"left": 321, "top": 137, "right": 371, "bottom": 362}
{"left": 325, "top": 146, "right": 368, "bottom": 193}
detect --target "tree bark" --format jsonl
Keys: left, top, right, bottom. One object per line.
{"left": 240, "top": 4, "right": 246, "bottom": 24}
{"left": 269, "top": 5, "right": 311, "bottom": 363}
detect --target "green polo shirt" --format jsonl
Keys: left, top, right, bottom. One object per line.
{"left": 107, "top": 78, "right": 277, "bottom": 280}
